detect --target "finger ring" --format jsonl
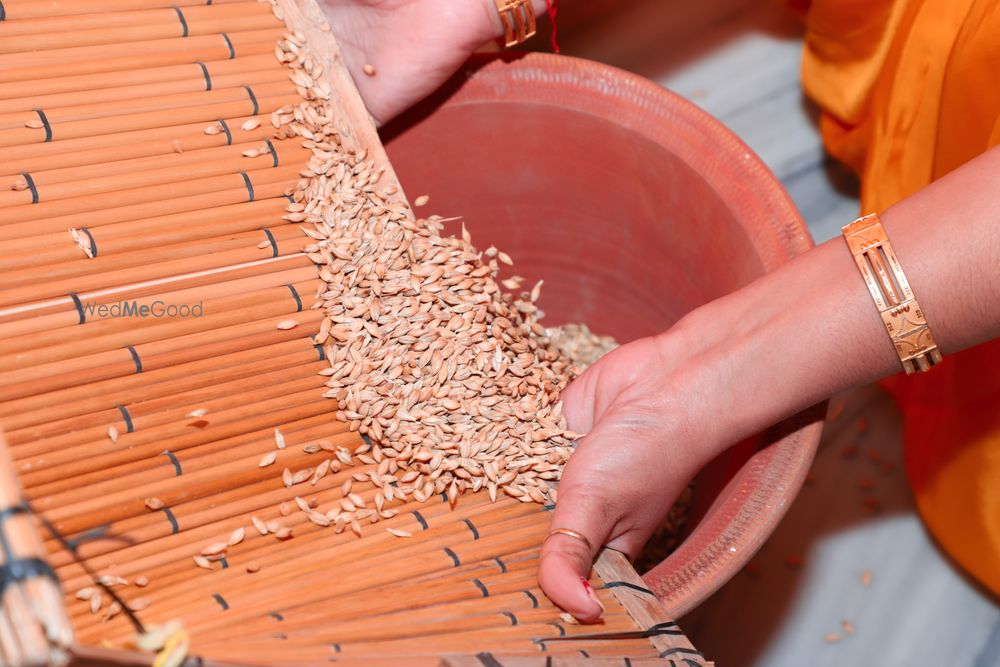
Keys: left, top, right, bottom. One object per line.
{"left": 545, "top": 528, "right": 593, "bottom": 553}
{"left": 493, "top": 0, "right": 537, "bottom": 48}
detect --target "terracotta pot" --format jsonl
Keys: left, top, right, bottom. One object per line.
{"left": 381, "top": 52, "right": 824, "bottom": 617}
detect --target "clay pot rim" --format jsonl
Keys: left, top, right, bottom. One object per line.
{"left": 394, "top": 52, "right": 824, "bottom": 616}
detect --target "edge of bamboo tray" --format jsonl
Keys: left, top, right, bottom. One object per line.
{"left": 275, "top": 0, "right": 410, "bottom": 205}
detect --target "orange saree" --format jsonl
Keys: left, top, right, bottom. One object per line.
{"left": 798, "top": 0, "right": 1000, "bottom": 596}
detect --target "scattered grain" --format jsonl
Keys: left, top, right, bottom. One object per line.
{"left": 386, "top": 528, "right": 411, "bottom": 538}
{"left": 259, "top": 452, "right": 277, "bottom": 467}
{"left": 276, "top": 319, "right": 298, "bottom": 330}
{"left": 134, "top": 576, "right": 149, "bottom": 588}
{"left": 228, "top": 527, "right": 245, "bottom": 546}
{"left": 413, "top": 195, "right": 429, "bottom": 207}
{"left": 246, "top": 562, "right": 261, "bottom": 574}
{"left": 108, "top": 425, "right": 119, "bottom": 443}
{"left": 144, "top": 497, "right": 164, "bottom": 511}
{"left": 241, "top": 119, "right": 261, "bottom": 131}
{"left": 25, "top": 118, "right": 44, "bottom": 129}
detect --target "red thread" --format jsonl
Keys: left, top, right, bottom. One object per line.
{"left": 546, "top": 0, "right": 560, "bottom": 53}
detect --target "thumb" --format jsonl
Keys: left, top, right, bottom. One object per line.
{"left": 538, "top": 464, "right": 614, "bottom": 623}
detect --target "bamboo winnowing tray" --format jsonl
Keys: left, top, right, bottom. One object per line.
{"left": 0, "top": 0, "right": 710, "bottom": 665}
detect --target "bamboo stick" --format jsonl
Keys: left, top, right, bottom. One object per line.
{"left": 0, "top": 29, "right": 284, "bottom": 83}
{"left": 5, "top": 361, "right": 326, "bottom": 447}
{"left": 0, "top": 433, "right": 73, "bottom": 666}
{"left": 1, "top": 132, "right": 292, "bottom": 191}
{"left": 0, "top": 13, "right": 281, "bottom": 56}
{"left": 0, "top": 263, "right": 314, "bottom": 338}
{"left": 0, "top": 91, "right": 299, "bottom": 149}
{"left": 0, "top": 81, "right": 294, "bottom": 134}
{"left": 0, "top": 140, "right": 305, "bottom": 211}
{"left": 0, "top": 310, "right": 323, "bottom": 402}
{"left": 0, "top": 4, "right": 274, "bottom": 40}
{"left": 0, "top": 338, "right": 319, "bottom": 428}
{"left": 0, "top": 0, "right": 253, "bottom": 22}
{"left": 0, "top": 35, "right": 276, "bottom": 87}
{"left": 0, "top": 55, "right": 279, "bottom": 112}
{"left": 0, "top": 164, "right": 298, "bottom": 227}
{"left": 0, "top": 225, "right": 305, "bottom": 315}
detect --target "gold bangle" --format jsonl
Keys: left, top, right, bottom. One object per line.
{"left": 494, "top": 0, "right": 537, "bottom": 48}
{"left": 842, "top": 213, "right": 943, "bottom": 374}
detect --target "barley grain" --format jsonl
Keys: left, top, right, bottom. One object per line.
{"left": 241, "top": 119, "right": 261, "bottom": 131}
{"left": 386, "top": 528, "right": 411, "bottom": 538}
{"left": 144, "top": 497, "right": 164, "bottom": 510}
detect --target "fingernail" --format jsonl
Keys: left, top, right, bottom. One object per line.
{"left": 580, "top": 577, "right": 605, "bottom": 618}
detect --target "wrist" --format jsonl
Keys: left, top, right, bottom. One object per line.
{"left": 477, "top": 0, "right": 550, "bottom": 44}
{"left": 663, "top": 237, "right": 900, "bottom": 448}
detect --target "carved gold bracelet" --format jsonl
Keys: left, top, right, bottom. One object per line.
{"left": 494, "top": 0, "right": 537, "bottom": 48}
{"left": 842, "top": 214, "right": 943, "bottom": 374}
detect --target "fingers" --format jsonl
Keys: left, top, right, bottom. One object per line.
{"left": 538, "top": 490, "right": 608, "bottom": 623}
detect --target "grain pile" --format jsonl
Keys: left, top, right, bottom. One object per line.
{"left": 272, "top": 31, "right": 581, "bottom": 523}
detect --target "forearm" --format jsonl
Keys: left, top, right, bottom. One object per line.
{"left": 678, "top": 145, "right": 1000, "bottom": 441}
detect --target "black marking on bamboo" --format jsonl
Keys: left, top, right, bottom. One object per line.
{"left": 361, "top": 433, "right": 373, "bottom": 448}
{"left": 284, "top": 194, "right": 295, "bottom": 203}
{"left": 117, "top": 405, "right": 134, "bottom": 432}
{"left": 547, "top": 622, "right": 566, "bottom": 637}
{"left": 219, "top": 556, "right": 229, "bottom": 569}
{"left": 523, "top": 590, "right": 538, "bottom": 608}
{"left": 20, "top": 172, "right": 38, "bottom": 203}
{"left": 411, "top": 510, "right": 428, "bottom": 530}
{"left": 69, "top": 292, "right": 86, "bottom": 324}
{"left": 244, "top": 85, "right": 259, "bottom": 116}
{"left": 545, "top": 658, "right": 552, "bottom": 667}
{"left": 624, "top": 659, "right": 632, "bottom": 667}
{"left": 217, "top": 118, "right": 232, "bottom": 145}
{"left": 173, "top": 6, "right": 189, "bottom": 37}
{"left": 285, "top": 284, "right": 302, "bottom": 312}
{"left": 79, "top": 227, "right": 98, "bottom": 257}
{"left": 603, "top": 580, "right": 654, "bottom": 596}
{"left": 493, "top": 556, "right": 507, "bottom": 573}
{"left": 314, "top": 343, "right": 326, "bottom": 361}
{"left": 265, "top": 138, "right": 278, "bottom": 167}
{"left": 658, "top": 647, "right": 705, "bottom": 660}
{"left": 221, "top": 33, "right": 235, "bottom": 59}
{"left": 501, "top": 611, "right": 517, "bottom": 626}
{"left": 126, "top": 345, "right": 143, "bottom": 373}
{"left": 163, "top": 450, "right": 183, "bottom": 476}
{"left": 443, "top": 547, "right": 460, "bottom": 567}
{"left": 330, "top": 643, "right": 341, "bottom": 653}
{"left": 260, "top": 227, "right": 278, "bottom": 257}
{"left": 476, "top": 653, "right": 503, "bottom": 667}
{"left": 683, "top": 660, "right": 702, "bottom": 667}
{"left": 579, "top": 650, "right": 590, "bottom": 658}
{"left": 268, "top": 612, "right": 284, "bottom": 621}
{"left": 472, "top": 577, "right": 488, "bottom": 597}
{"left": 64, "top": 524, "right": 109, "bottom": 551}
{"left": 212, "top": 593, "right": 229, "bottom": 610}
{"left": 161, "top": 507, "right": 179, "bottom": 534}
{"left": 463, "top": 518, "right": 479, "bottom": 540}
{"left": 240, "top": 171, "right": 255, "bottom": 201}
{"left": 542, "top": 504, "right": 555, "bottom": 512}
{"left": 0, "top": 2, "right": 5, "bottom": 21}
{"left": 37, "top": 513, "right": 146, "bottom": 634}
{"left": 196, "top": 62, "right": 212, "bottom": 90}
{"left": 33, "top": 110, "right": 52, "bottom": 142}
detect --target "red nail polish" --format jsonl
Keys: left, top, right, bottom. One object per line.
{"left": 580, "top": 577, "right": 605, "bottom": 617}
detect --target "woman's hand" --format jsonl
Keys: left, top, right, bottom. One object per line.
{"left": 321, "top": 0, "right": 547, "bottom": 125}
{"left": 538, "top": 325, "right": 742, "bottom": 622}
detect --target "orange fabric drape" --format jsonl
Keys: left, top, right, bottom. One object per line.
{"left": 798, "top": 0, "right": 1000, "bottom": 596}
